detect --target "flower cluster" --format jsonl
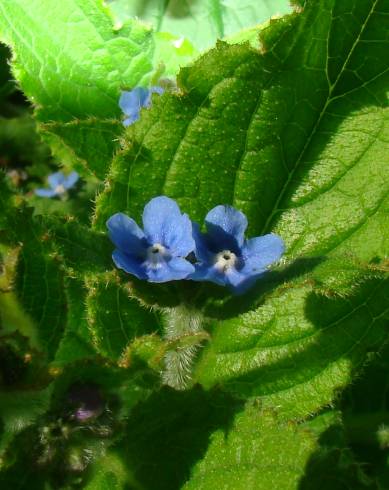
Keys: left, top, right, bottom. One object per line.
{"left": 119, "top": 86, "right": 164, "bottom": 127}
{"left": 107, "top": 196, "right": 284, "bottom": 294}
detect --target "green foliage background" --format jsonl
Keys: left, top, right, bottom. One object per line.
{"left": 0, "top": 0, "right": 388, "bottom": 488}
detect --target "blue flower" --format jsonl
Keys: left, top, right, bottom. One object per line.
{"left": 190, "top": 205, "right": 285, "bottom": 293}
{"left": 35, "top": 171, "right": 79, "bottom": 198}
{"left": 107, "top": 196, "right": 195, "bottom": 282}
{"left": 119, "top": 86, "right": 164, "bottom": 127}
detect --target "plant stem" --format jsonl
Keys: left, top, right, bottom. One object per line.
{"left": 161, "top": 305, "right": 206, "bottom": 390}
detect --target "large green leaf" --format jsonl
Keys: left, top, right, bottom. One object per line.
{"left": 339, "top": 342, "right": 389, "bottom": 488}
{"left": 40, "top": 119, "right": 123, "bottom": 180}
{"left": 85, "top": 273, "right": 161, "bottom": 360}
{"left": 0, "top": 0, "right": 153, "bottom": 121}
{"left": 14, "top": 213, "right": 67, "bottom": 360}
{"left": 84, "top": 451, "right": 132, "bottom": 490}
{"left": 52, "top": 278, "right": 96, "bottom": 367}
{"left": 94, "top": 0, "right": 389, "bottom": 419}
{"left": 183, "top": 407, "right": 359, "bottom": 490}
{"left": 0, "top": 0, "right": 155, "bottom": 178}
{"left": 120, "top": 386, "right": 243, "bottom": 490}
{"left": 107, "top": 0, "right": 292, "bottom": 51}
{"left": 194, "top": 273, "right": 389, "bottom": 419}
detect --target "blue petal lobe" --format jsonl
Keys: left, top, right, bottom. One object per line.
{"left": 106, "top": 213, "right": 146, "bottom": 256}
{"left": 119, "top": 88, "right": 149, "bottom": 115}
{"left": 48, "top": 171, "right": 65, "bottom": 189}
{"left": 227, "top": 269, "right": 260, "bottom": 295}
{"left": 123, "top": 114, "right": 139, "bottom": 127}
{"left": 35, "top": 188, "right": 57, "bottom": 198}
{"left": 205, "top": 205, "right": 248, "bottom": 250}
{"left": 190, "top": 264, "right": 227, "bottom": 287}
{"left": 192, "top": 222, "right": 212, "bottom": 263}
{"left": 167, "top": 257, "right": 195, "bottom": 279}
{"left": 145, "top": 257, "right": 194, "bottom": 283}
{"left": 142, "top": 196, "right": 194, "bottom": 256}
{"left": 151, "top": 86, "right": 164, "bottom": 96}
{"left": 241, "top": 234, "right": 284, "bottom": 274}
{"left": 112, "top": 250, "right": 147, "bottom": 280}
{"left": 63, "top": 171, "right": 79, "bottom": 189}
{"left": 224, "top": 267, "right": 261, "bottom": 294}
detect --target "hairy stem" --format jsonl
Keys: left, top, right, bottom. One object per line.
{"left": 161, "top": 305, "right": 207, "bottom": 390}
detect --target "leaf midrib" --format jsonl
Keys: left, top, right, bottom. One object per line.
{"left": 259, "top": 0, "right": 379, "bottom": 235}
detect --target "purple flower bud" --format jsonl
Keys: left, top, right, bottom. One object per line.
{"left": 67, "top": 384, "right": 104, "bottom": 422}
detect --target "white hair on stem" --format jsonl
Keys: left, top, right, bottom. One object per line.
{"left": 162, "top": 305, "right": 207, "bottom": 390}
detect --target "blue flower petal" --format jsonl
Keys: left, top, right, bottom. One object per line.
{"left": 142, "top": 196, "right": 195, "bottom": 256}
{"left": 123, "top": 114, "right": 140, "bottom": 127}
{"left": 189, "top": 263, "right": 210, "bottom": 282}
{"left": 48, "top": 171, "right": 65, "bottom": 189}
{"left": 112, "top": 249, "right": 147, "bottom": 280}
{"left": 190, "top": 263, "right": 227, "bottom": 287}
{"left": 241, "top": 234, "right": 284, "bottom": 274}
{"left": 151, "top": 86, "right": 164, "bottom": 96}
{"left": 119, "top": 87, "right": 163, "bottom": 127}
{"left": 167, "top": 257, "right": 195, "bottom": 278}
{"left": 139, "top": 88, "right": 152, "bottom": 107}
{"left": 107, "top": 213, "right": 146, "bottom": 256}
{"left": 119, "top": 88, "right": 149, "bottom": 115}
{"left": 192, "top": 222, "right": 212, "bottom": 263}
{"left": 35, "top": 188, "right": 58, "bottom": 198}
{"left": 205, "top": 205, "right": 248, "bottom": 251}
{"left": 227, "top": 269, "right": 260, "bottom": 295}
{"left": 63, "top": 171, "right": 79, "bottom": 189}
{"left": 146, "top": 257, "right": 194, "bottom": 283}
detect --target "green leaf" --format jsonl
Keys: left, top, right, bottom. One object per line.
{"left": 85, "top": 273, "right": 160, "bottom": 361}
{"left": 94, "top": 0, "right": 389, "bottom": 419}
{"left": 338, "top": 343, "right": 389, "bottom": 488}
{"left": 153, "top": 32, "right": 199, "bottom": 79}
{"left": 84, "top": 451, "right": 132, "bottom": 490}
{"left": 40, "top": 119, "right": 123, "bottom": 180}
{"left": 0, "top": 387, "right": 52, "bottom": 466}
{"left": 120, "top": 386, "right": 243, "bottom": 490}
{"left": 0, "top": 0, "right": 154, "bottom": 177}
{"left": 52, "top": 279, "right": 96, "bottom": 367}
{"left": 13, "top": 212, "right": 67, "bottom": 360}
{"left": 184, "top": 407, "right": 350, "bottom": 490}
{"left": 37, "top": 216, "right": 162, "bottom": 364}
{"left": 0, "top": 0, "right": 154, "bottom": 121}
{"left": 107, "top": 0, "right": 292, "bottom": 51}
{"left": 44, "top": 217, "right": 113, "bottom": 276}
{"left": 194, "top": 273, "right": 389, "bottom": 419}
{"left": 95, "top": 1, "right": 389, "bottom": 262}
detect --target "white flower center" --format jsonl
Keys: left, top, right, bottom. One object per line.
{"left": 214, "top": 250, "right": 237, "bottom": 273}
{"left": 54, "top": 184, "right": 66, "bottom": 195}
{"left": 146, "top": 243, "right": 169, "bottom": 267}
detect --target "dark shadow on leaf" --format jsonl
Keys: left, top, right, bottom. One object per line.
{"left": 199, "top": 256, "right": 325, "bottom": 319}
{"left": 124, "top": 256, "right": 324, "bottom": 313}
{"left": 120, "top": 385, "right": 243, "bottom": 490}
{"left": 298, "top": 423, "right": 366, "bottom": 490}
{"left": 126, "top": 0, "right": 200, "bottom": 20}
{"left": 205, "top": 276, "right": 388, "bottom": 403}
{"left": 336, "top": 342, "right": 389, "bottom": 487}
